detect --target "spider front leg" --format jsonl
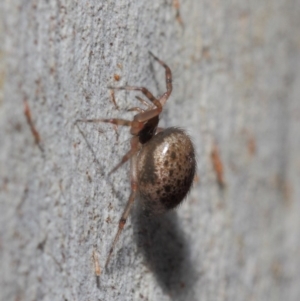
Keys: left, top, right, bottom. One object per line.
{"left": 108, "top": 85, "right": 161, "bottom": 108}
{"left": 108, "top": 85, "right": 162, "bottom": 124}
{"left": 135, "top": 96, "right": 153, "bottom": 109}
{"left": 105, "top": 136, "right": 140, "bottom": 269}
{"left": 127, "top": 96, "right": 154, "bottom": 113}
{"left": 127, "top": 107, "right": 145, "bottom": 114}
{"left": 75, "top": 118, "right": 133, "bottom": 127}
{"left": 149, "top": 51, "right": 172, "bottom": 106}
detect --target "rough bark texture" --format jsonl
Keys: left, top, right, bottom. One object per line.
{"left": 1, "top": 1, "right": 300, "bottom": 300}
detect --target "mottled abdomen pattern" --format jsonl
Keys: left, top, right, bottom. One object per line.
{"left": 137, "top": 127, "right": 196, "bottom": 214}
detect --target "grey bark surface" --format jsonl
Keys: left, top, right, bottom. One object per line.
{"left": 1, "top": 1, "right": 300, "bottom": 300}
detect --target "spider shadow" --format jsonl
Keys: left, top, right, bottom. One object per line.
{"left": 74, "top": 122, "right": 129, "bottom": 204}
{"left": 133, "top": 204, "right": 197, "bottom": 300}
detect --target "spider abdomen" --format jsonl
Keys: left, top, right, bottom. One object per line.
{"left": 137, "top": 127, "right": 196, "bottom": 214}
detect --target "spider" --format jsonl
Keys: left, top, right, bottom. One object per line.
{"left": 76, "top": 52, "right": 196, "bottom": 269}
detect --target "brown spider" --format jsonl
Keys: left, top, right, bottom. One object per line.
{"left": 76, "top": 52, "right": 196, "bottom": 269}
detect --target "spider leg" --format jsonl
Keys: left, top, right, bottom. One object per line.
{"left": 133, "top": 108, "right": 162, "bottom": 123}
{"left": 108, "top": 86, "right": 162, "bottom": 109}
{"left": 127, "top": 107, "right": 145, "bottom": 113}
{"left": 149, "top": 51, "right": 172, "bottom": 106}
{"left": 108, "top": 137, "right": 141, "bottom": 175}
{"left": 76, "top": 118, "right": 144, "bottom": 137}
{"left": 76, "top": 118, "right": 132, "bottom": 127}
{"left": 105, "top": 136, "right": 140, "bottom": 269}
{"left": 109, "top": 90, "right": 119, "bottom": 109}
{"left": 108, "top": 85, "right": 162, "bottom": 124}
{"left": 172, "top": 0, "right": 183, "bottom": 26}
{"left": 135, "top": 96, "right": 153, "bottom": 109}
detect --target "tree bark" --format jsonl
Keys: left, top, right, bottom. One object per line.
{"left": 1, "top": 1, "right": 300, "bottom": 300}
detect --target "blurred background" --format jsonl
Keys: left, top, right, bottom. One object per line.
{"left": 0, "top": 1, "right": 299, "bottom": 300}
